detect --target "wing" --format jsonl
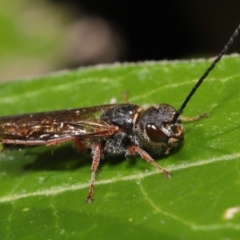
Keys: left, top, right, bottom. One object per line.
{"left": 0, "top": 104, "right": 117, "bottom": 141}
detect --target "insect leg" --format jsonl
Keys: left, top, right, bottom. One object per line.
{"left": 2, "top": 136, "right": 86, "bottom": 150}
{"left": 46, "top": 136, "right": 78, "bottom": 146}
{"left": 128, "top": 146, "right": 171, "bottom": 177}
{"left": 47, "top": 136, "right": 85, "bottom": 151}
{"left": 86, "top": 144, "right": 102, "bottom": 203}
{"left": 71, "top": 137, "right": 85, "bottom": 151}
{"left": 180, "top": 112, "right": 208, "bottom": 122}
{"left": 2, "top": 139, "right": 47, "bottom": 146}
{"left": 122, "top": 90, "right": 128, "bottom": 102}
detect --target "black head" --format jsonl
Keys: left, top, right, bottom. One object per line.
{"left": 136, "top": 104, "right": 183, "bottom": 154}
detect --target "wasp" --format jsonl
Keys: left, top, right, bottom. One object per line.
{"left": 0, "top": 24, "right": 240, "bottom": 202}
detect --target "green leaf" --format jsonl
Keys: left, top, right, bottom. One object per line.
{"left": 0, "top": 56, "right": 240, "bottom": 239}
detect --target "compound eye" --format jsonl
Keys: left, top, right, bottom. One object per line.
{"left": 146, "top": 124, "right": 168, "bottom": 143}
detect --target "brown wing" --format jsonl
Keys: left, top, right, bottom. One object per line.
{"left": 0, "top": 104, "right": 117, "bottom": 141}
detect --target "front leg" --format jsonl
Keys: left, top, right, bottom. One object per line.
{"left": 128, "top": 145, "right": 171, "bottom": 177}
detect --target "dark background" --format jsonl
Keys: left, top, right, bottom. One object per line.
{"left": 51, "top": 0, "right": 240, "bottom": 66}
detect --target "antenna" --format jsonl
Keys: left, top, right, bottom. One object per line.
{"left": 172, "top": 23, "right": 240, "bottom": 123}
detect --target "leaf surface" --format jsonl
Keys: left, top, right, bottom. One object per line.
{"left": 0, "top": 56, "right": 240, "bottom": 239}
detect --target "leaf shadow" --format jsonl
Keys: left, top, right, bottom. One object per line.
{"left": 23, "top": 145, "right": 127, "bottom": 172}
{"left": 22, "top": 142, "right": 183, "bottom": 173}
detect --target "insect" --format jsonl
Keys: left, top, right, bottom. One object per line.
{"left": 0, "top": 24, "right": 240, "bottom": 202}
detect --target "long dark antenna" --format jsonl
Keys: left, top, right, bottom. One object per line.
{"left": 172, "top": 23, "right": 240, "bottom": 123}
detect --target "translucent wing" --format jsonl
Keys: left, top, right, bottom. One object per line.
{"left": 0, "top": 104, "right": 117, "bottom": 141}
